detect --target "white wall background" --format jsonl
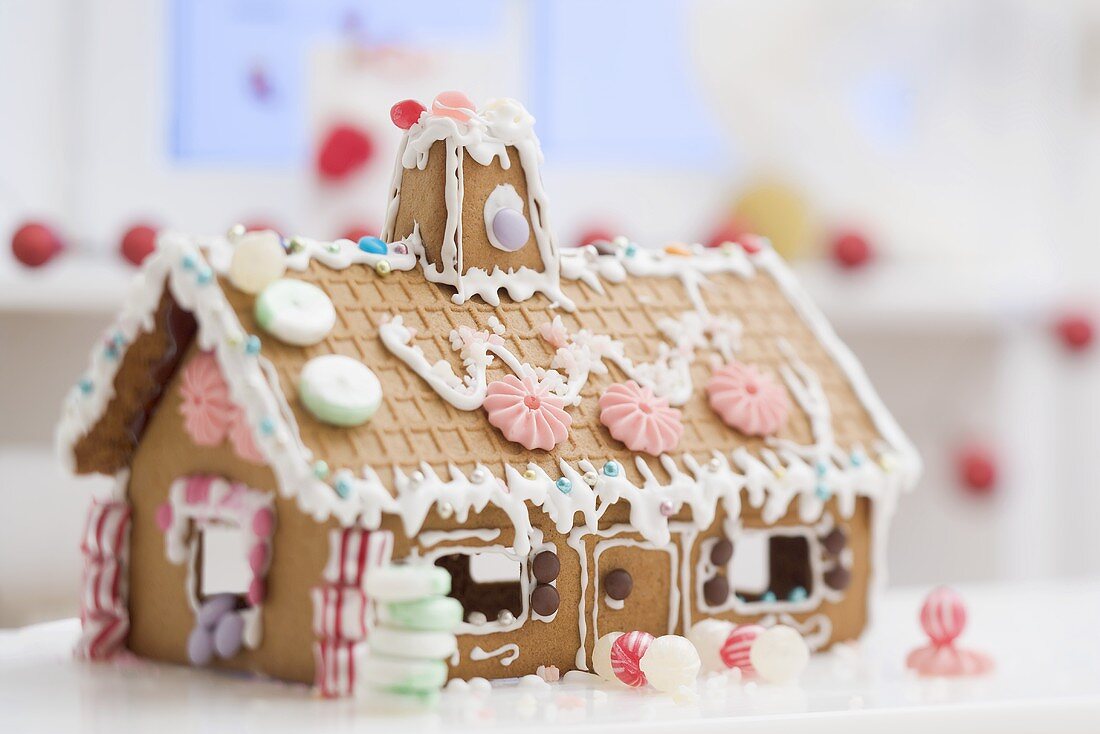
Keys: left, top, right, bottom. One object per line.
{"left": 2, "top": 0, "right": 1100, "bottom": 626}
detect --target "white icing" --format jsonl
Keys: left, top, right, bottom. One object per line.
{"left": 418, "top": 528, "right": 501, "bottom": 548}
{"left": 470, "top": 643, "right": 520, "bottom": 667}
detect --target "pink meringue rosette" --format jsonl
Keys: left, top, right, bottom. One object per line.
{"left": 179, "top": 351, "right": 235, "bottom": 446}
{"left": 598, "top": 380, "right": 683, "bottom": 456}
{"left": 706, "top": 361, "right": 790, "bottom": 436}
{"left": 484, "top": 374, "right": 572, "bottom": 451}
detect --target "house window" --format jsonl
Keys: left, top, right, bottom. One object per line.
{"left": 199, "top": 522, "right": 253, "bottom": 597}
{"left": 435, "top": 549, "right": 523, "bottom": 625}
{"left": 729, "top": 530, "right": 814, "bottom": 604}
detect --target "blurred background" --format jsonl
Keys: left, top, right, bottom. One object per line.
{"left": 2, "top": 0, "right": 1099, "bottom": 627}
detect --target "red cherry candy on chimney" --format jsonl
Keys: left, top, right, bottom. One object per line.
{"left": 316, "top": 124, "right": 375, "bottom": 181}
{"left": 1055, "top": 313, "right": 1094, "bottom": 352}
{"left": 390, "top": 99, "right": 427, "bottom": 130}
{"left": 341, "top": 225, "right": 377, "bottom": 243}
{"left": 120, "top": 223, "right": 158, "bottom": 266}
{"left": 576, "top": 226, "right": 616, "bottom": 247}
{"left": 831, "top": 230, "right": 875, "bottom": 269}
{"left": 957, "top": 445, "right": 997, "bottom": 495}
{"left": 11, "top": 221, "right": 63, "bottom": 267}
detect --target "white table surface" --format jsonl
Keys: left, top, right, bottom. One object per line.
{"left": 2, "top": 581, "right": 1098, "bottom": 733}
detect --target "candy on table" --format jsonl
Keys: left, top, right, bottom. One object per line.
{"left": 749, "top": 625, "right": 809, "bottom": 684}
{"left": 687, "top": 619, "right": 735, "bottom": 673}
{"left": 254, "top": 278, "right": 336, "bottom": 347}
{"left": 639, "top": 635, "right": 701, "bottom": 702}
{"left": 361, "top": 563, "right": 459, "bottom": 707}
{"left": 592, "top": 631, "right": 624, "bottom": 683}
{"left": 228, "top": 230, "right": 287, "bottom": 294}
{"left": 906, "top": 586, "right": 993, "bottom": 677}
{"left": 298, "top": 355, "right": 383, "bottom": 427}
{"left": 719, "top": 623, "right": 764, "bottom": 675}
{"left": 609, "top": 630, "right": 654, "bottom": 688}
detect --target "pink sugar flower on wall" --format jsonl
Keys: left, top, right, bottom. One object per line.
{"left": 706, "top": 361, "right": 790, "bottom": 436}
{"left": 179, "top": 352, "right": 235, "bottom": 446}
{"left": 484, "top": 374, "right": 572, "bottom": 451}
{"left": 598, "top": 380, "right": 684, "bottom": 456}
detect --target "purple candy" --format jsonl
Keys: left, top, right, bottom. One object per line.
{"left": 492, "top": 208, "right": 529, "bottom": 251}
{"left": 187, "top": 626, "right": 215, "bottom": 666}
{"left": 214, "top": 611, "right": 245, "bottom": 659}
{"left": 197, "top": 593, "right": 236, "bottom": 629}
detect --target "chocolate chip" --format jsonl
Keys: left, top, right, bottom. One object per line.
{"left": 531, "top": 583, "right": 560, "bottom": 616}
{"left": 710, "top": 538, "right": 733, "bottom": 566}
{"left": 532, "top": 551, "right": 560, "bottom": 584}
{"left": 703, "top": 575, "right": 730, "bottom": 606}
{"left": 821, "top": 528, "right": 847, "bottom": 555}
{"left": 824, "top": 565, "right": 851, "bottom": 591}
{"left": 604, "top": 569, "right": 633, "bottom": 601}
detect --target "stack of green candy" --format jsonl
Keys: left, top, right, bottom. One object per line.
{"left": 361, "top": 564, "right": 463, "bottom": 707}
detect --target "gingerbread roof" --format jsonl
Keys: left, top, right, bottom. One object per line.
{"left": 58, "top": 229, "right": 919, "bottom": 557}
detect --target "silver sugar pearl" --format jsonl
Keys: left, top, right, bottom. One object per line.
{"left": 659, "top": 499, "right": 675, "bottom": 517}
{"left": 467, "top": 611, "right": 487, "bottom": 626}
{"left": 497, "top": 610, "right": 515, "bottom": 625}
{"left": 708, "top": 458, "right": 722, "bottom": 472}
{"left": 583, "top": 471, "right": 599, "bottom": 486}
{"left": 470, "top": 469, "right": 486, "bottom": 483}
{"left": 437, "top": 502, "right": 454, "bottom": 519}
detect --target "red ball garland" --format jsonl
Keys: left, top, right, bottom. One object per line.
{"left": 120, "top": 223, "right": 158, "bottom": 266}
{"left": 11, "top": 221, "right": 63, "bottom": 267}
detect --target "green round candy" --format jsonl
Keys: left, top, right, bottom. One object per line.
{"left": 298, "top": 355, "right": 382, "bottom": 427}
{"left": 254, "top": 278, "right": 335, "bottom": 347}
{"left": 379, "top": 596, "right": 463, "bottom": 632}
{"left": 361, "top": 654, "right": 448, "bottom": 691}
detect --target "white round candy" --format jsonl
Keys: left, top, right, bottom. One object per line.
{"left": 365, "top": 564, "right": 451, "bottom": 602}
{"left": 298, "top": 355, "right": 382, "bottom": 427}
{"left": 639, "top": 635, "right": 700, "bottom": 693}
{"left": 369, "top": 627, "right": 457, "bottom": 660}
{"left": 254, "top": 278, "right": 336, "bottom": 346}
{"left": 687, "top": 619, "right": 735, "bottom": 673}
{"left": 749, "top": 625, "right": 809, "bottom": 684}
{"left": 592, "top": 631, "right": 623, "bottom": 683}
{"left": 228, "top": 231, "right": 287, "bottom": 294}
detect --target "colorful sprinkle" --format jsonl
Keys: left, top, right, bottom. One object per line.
{"left": 555, "top": 477, "right": 573, "bottom": 494}
{"left": 259, "top": 417, "right": 275, "bottom": 436}
{"left": 375, "top": 259, "right": 392, "bottom": 276}
{"left": 663, "top": 243, "right": 692, "bottom": 256}
{"left": 313, "top": 460, "right": 329, "bottom": 479}
{"left": 850, "top": 451, "right": 864, "bottom": 466}
{"left": 325, "top": 241, "right": 340, "bottom": 254}
{"left": 245, "top": 335, "right": 261, "bottom": 355}
{"left": 335, "top": 477, "right": 352, "bottom": 499}
{"left": 357, "top": 236, "right": 387, "bottom": 254}
{"left": 816, "top": 461, "right": 828, "bottom": 477}
{"left": 788, "top": 586, "right": 808, "bottom": 602}
{"left": 602, "top": 461, "right": 620, "bottom": 477}
{"left": 394, "top": 243, "right": 409, "bottom": 255}
{"left": 815, "top": 484, "right": 831, "bottom": 501}
{"left": 624, "top": 244, "right": 638, "bottom": 257}
{"left": 196, "top": 266, "right": 214, "bottom": 285}
{"left": 287, "top": 238, "right": 305, "bottom": 254}
{"left": 181, "top": 254, "right": 196, "bottom": 270}
{"left": 522, "top": 469, "right": 538, "bottom": 481}
{"left": 659, "top": 499, "right": 675, "bottom": 517}
{"left": 78, "top": 378, "right": 94, "bottom": 394}
{"left": 762, "top": 591, "right": 777, "bottom": 603}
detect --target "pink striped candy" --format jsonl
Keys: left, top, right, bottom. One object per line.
{"left": 720, "top": 624, "right": 765, "bottom": 674}
{"left": 920, "top": 586, "right": 966, "bottom": 646}
{"left": 610, "top": 630, "right": 655, "bottom": 687}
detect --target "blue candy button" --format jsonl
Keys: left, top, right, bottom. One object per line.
{"left": 357, "top": 236, "right": 387, "bottom": 255}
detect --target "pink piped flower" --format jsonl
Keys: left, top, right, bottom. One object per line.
{"left": 179, "top": 352, "right": 234, "bottom": 446}
{"left": 431, "top": 91, "right": 476, "bottom": 122}
{"left": 484, "top": 375, "right": 571, "bottom": 451}
{"left": 538, "top": 316, "right": 569, "bottom": 350}
{"left": 598, "top": 380, "right": 683, "bottom": 456}
{"left": 228, "top": 408, "right": 265, "bottom": 464}
{"left": 706, "top": 361, "right": 790, "bottom": 436}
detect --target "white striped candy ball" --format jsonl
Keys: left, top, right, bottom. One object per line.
{"left": 920, "top": 586, "right": 966, "bottom": 645}
{"left": 610, "top": 630, "right": 655, "bottom": 687}
{"left": 720, "top": 624, "right": 765, "bottom": 674}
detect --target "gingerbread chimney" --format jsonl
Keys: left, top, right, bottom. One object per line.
{"left": 381, "top": 93, "right": 562, "bottom": 306}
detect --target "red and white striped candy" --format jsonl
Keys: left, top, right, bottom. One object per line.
{"left": 920, "top": 586, "right": 966, "bottom": 646}
{"left": 720, "top": 624, "right": 764, "bottom": 674}
{"left": 610, "top": 630, "right": 655, "bottom": 687}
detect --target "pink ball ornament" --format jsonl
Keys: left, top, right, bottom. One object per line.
{"left": 11, "top": 221, "right": 63, "bottom": 267}
{"left": 719, "top": 624, "right": 764, "bottom": 675}
{"left": 120, "top": 223, "right": 158, "bottom": 266}
{"left": 431, "top": 91, "right": 476, "bottom": 122}
{"left": 1055, "top": 313, "right": 1094, "bottom": 352}
{"left": 610, "top": 630, "right": 655, "bottom": 687}
{"left": 920, "top": 586, "right": 967, "bottom": 646}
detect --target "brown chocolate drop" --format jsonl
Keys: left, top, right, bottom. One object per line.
{"left": 824, "top": 565, "right": 851, "bottom": 591}
{"left": 703, "top": 575, "right": 730, "bottom": 606}
{"left": 532, "top": 551, "right": 560, "bottom": 584}
{"left": 710, "top": 538, "right": 734, "bottom": 566}
{"left": 604, "top": 568, "right": 633, "bottom": 601}
{"left": 531, "top": 584, "right": 560, "bottom": 616}
{"left": 821, "top": 528, "right": 847, "bottom": 555}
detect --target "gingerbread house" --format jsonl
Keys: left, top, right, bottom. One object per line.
{"left": 58, "top": 94, "right": 920, "bottom": 697}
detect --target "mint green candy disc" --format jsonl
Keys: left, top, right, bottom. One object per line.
{"left": 298, "top": 355, "right": 382, "bottom": 427}
{"left": 254, "top": 278, "right": 336, "bottom": 347}
{"left": 379, "top": 596, "right": 463, "bottom": 632}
